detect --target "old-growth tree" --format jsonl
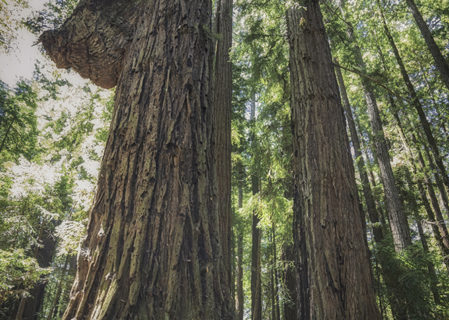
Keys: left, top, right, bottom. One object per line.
{"left": 40, "top": 0, "right": 234, "bottom": 318}
{"left": 286, "top": 2, "right": 380, "bottom": 319}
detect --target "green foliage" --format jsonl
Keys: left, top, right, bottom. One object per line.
{"left": 0, "top": 249, "right": 49, "bottom": 304}
{"left": 24, "top": 0, "right": 78, "bottom": 34}
{"left": 0, "top": 80, "right": 39, "bottom": 163}
{"left": 0, "top": 0, "right": 28, "bottom": 50}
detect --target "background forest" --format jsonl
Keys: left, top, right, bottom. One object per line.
{"left": 0, "top": 0, "right": 448, "bottom": 319}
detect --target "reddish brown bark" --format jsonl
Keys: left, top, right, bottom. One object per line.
{"left": 287, "top": 2, "right": 380, "bottom": 319}
{"left": 41, "top": 0, "right": 234, "bottom": 318}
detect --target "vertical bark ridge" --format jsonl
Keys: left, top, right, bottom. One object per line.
{"left": 287, "top": 3, "right": 380, "bottom": 319}
{"left": 213, "top": 0, "right": 233, "bottom": 311}
{"left": 39, "top": 0, "right": 234, "bottom": 318}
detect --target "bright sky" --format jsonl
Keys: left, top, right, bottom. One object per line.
{"left": 0, "top": 0, "right": 50, "bottom": 87}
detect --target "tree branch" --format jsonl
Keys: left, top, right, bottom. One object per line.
{"left": 333, "top": 61, "right": 411, "bottom": 103}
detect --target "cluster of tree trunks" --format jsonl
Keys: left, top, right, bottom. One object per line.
{"left": 37, "top": 0, "right": 449, "bottom": 318}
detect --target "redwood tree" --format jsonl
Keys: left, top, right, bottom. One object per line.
{"left": 40, "top": 0, "right": 234, "bottom": 318}
{"left": 287, "top": 2, "right": 380, "bottom": 319}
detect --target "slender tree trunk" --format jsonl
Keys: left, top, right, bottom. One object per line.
{"left": 390, "top": 103, "right": 449, "bottom": 274}
{"left": 339, "top": 1, "right": 411, "bottom": 252}
{"left": 378, "top": 2, "right": 449, "bottom": 192}
{"left": 404, "top": 0, "right": 449, "bottom": 91}
{"left": 269, "top": 221, "right": 280, "bottom": 320}
{"left": 235, "top": 170, "right": 244, "bottom": 320}
{"left": 270, "top": 235, "right": 276, "bottom": 320}
{"left": 235, "top": 231, "right": 244, "bottom": 320}
{"left": 403, "top": 169, "right": 442, "bottom": 306}
{"left": 413, "top": 144, "right": 449, "bottom": 272}
{"left": 422, "top": 144, "right": 449, "bottom": 219}
{"left": 15, "top": 226, "right": 56, "bottom": 320}
{"left": 272, "top": 226, "right": 280, "bottom": 320}
{"left": 41, "top": 0, "right": 234, "bottom": 318}
{"left": 414, "top": 216, "right": 441, "bottom": 305}
{"left": 281, "top": 244, "right": 297, "bottom": 320}
{"left": 213, "top": 0, "right": 233, "bottom": 297}
{"left": 250, "top": 98, "right": 262, "bottom": 320}
{"left": 0, "top": 119, "right": 14, "bottom": 153}
{"left": 251, "top": 207, "right": 261, "bottom": 320}
{"left": 337, "top": 62, "right": 417, "bottom": 320}
{"left": 376, "top": 40, "right": 449, "bottom": 223}
{"left": 287, "top": 3, "right": 380, "bottom": 319}
{"left": 335, "top": 62, "right": 384, "bottom": 243}
{"left": 48, "top": 255, "right": 70, "bottom": 319}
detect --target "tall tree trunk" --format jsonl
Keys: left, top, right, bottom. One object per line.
{"left": 15, "top": 226, "right": 56, "bottom": 320}
{"left": 414, "top": 216, "right": 441, "bottom": 306}
{"left": 250, "top": 100, "right": 262, "bottom": 320}
{"left": 403, "top": 168, "right": 442, "bottom": 307}
{"left": 48, "top": 255, "right": 70, "bottom": 319}
{"left": 378, "top": 1, "right": 449, "bottom": 192}
{"left": 335, "top": 62, "right": 384, "bottom": 244}
{"left": 213, "top": 0, "right": 233, "bottom": 297}
{"left": 41, "top": 0, "right": 234, "bottom": 318}
{"left": 270, "top": 221, "right": 280, "bottom": 320}
{"left": 338, "top": 1, "right": 411, "bottom": 252}
{"left": 235, "top": 231, "right": 244, "bottom": 320}
{"left": 404, "top": 0, "right": 449, "bottom": 91}
{"left": 286, "top": 3, "right": 380, "bottom": 319}
{"left": 391, "top": 103, "right": 449, "bottom": 274}
{"left": 336, "top": 62, "right": 415, "bottom": 320}
{"left": 412, "top": 141, "right": 449, "bottom": 272}
{"left": 281, "top": 244, "right": 297, "bottom": 320}
{"left": 272, "top": 225, "right": 280, "bottom": 320}
{"left": 235, "top": 168, "right": 244, "bottom": 320}
{"left": 422, "top": 144, "right": 449, "bottom": 219}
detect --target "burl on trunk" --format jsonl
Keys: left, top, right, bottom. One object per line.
{"left": 40, "top": 0, "right": 234, "bottom": 319}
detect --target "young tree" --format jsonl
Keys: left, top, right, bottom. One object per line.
{"left": 40, "top": 0, "right": 234, "bottom": 318}
{"left": 286, "top": 2, "right": 380, "bottom": 319}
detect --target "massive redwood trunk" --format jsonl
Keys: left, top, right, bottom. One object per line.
{"left": 286, "top": 3, "right": 380, "bottom": 319}
{"left": 40, "top": 0, "right": 234, "bottom": 319}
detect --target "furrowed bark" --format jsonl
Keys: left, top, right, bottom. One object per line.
{"left": 213, "top": 0, "right": 233, "bottom": 307}
{"left": 281, "top": 244, "right": 297, "bottom": 320}
{"left": 42, "top": 0, "right": 234, "bottom": 318}
{"left": 287, "top": 3, "right": 380, "bottom": 319}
